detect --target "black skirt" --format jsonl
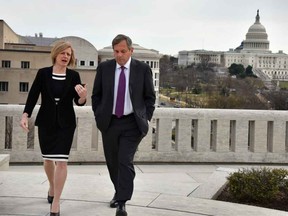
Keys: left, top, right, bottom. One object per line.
{"left": 38, "top": 123, "right": 76, "bottom": 162}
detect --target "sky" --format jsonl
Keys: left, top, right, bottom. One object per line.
{"left": 1, "top": 0, "right": 288, "bottom": 56}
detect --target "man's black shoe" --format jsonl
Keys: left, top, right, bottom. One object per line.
{"left": 116, "top": 204, "right": 127, "bottom": 216}
{"left": 110, "top": 194, "right": 118, "bottom": 208}
{"left": 110, "top": 199, "right": 118, "bottom": 208}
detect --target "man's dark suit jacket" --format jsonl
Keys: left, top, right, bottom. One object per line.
{"left": 24, "top": 66, "right": 84, "bottom": 128}
{"left": 91, "top": 58, "right": 156, "bottom": 136}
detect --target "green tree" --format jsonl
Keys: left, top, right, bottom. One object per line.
{"left": 245, "top": 65, "right": 254, "bottom": 76}
{"left": 228, "top": 63, "right": 245, "bottom": 77}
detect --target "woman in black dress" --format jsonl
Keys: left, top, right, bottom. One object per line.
{"left": 20, "top": 41, "right": 87, "bottom": 215}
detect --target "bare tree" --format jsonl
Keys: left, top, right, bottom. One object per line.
{"left": 263, "top": 90, "right": 288, "bottom": 110}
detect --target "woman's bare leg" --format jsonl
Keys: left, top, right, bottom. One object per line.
{"left": 51, "top": 161, "right": 68, "bottom": 213}
{"left": 44, "top": 160, "right": 55, "bottom": 197}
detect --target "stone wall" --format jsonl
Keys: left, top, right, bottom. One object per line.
{"left": 1, "top": 105, "right": 288, "bottom": 163}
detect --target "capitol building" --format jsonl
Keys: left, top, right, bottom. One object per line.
{"left": 178, "top": 10, "right": 288, "bottom": 83}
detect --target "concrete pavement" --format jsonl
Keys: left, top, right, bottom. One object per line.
{"left": 1, "top": 164, "right": 288, "bottom": 216}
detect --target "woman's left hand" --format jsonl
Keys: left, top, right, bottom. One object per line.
{"left": 75, "top": 84, "right": 87, "bottom": 102}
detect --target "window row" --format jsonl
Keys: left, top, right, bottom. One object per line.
{"left": 77, "top": 60, "right": 95, "bottom": 67}
{"left": 0, "top": 82, "right": 29, "bottom": 92}
{"left": 258, "top": 61, "right": 287, "bottom": 64}
{"left": 193, "top": 58, "right": 219, "bottom": 62}
{"left": 143, "top": 60, "right": 159, "bottom": 69}
{"left": 2, "top": 60, "right": 30, "bottom": 69}
{"left": 2, "top": 60, "right": 95, "bottom": 68}
{"left": 259, "top": 65, "right": 286, "bottom": 69}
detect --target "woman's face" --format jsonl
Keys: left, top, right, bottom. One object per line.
{"left": 55, "top": 47, "right": 72, "bottom": 67}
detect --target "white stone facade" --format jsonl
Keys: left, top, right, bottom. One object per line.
{"left": 0, "top": 20, "right": 161, "bottom": 105}
{"left": 54, "top": 36, "right": 98, "bottom": 70}
{"left": 178, "top": 10, "right": 288, "bottom": 81}
{"left": 178, "top": 50, "right": 222, "bottom": 66}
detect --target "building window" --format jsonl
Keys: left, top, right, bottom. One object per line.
{"left": 155, "top": 73, "right": 157, "bottom": 79}
{"left": 19, "top": 82, "right": 29, "bottom": 92}
{"left": 89, "top": 61, "right": 94, "bottom": 66}
{"left": 21, "top": 61, "right": 30, "bottom": 69}
{"left": 0, "top": 81, "right": 8, "bottom": 91}
{"left": 80, "top": 61, "right": 85, "bottom": 66}
{"left": 2, "top": 60, "right": 11, "bottom": 68}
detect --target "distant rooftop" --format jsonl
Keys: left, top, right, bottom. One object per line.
{"left": 22, "top": 33, "right": 58, "bottom": 46}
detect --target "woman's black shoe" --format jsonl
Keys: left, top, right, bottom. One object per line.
{"left": 47, "top": 192, "right": 54, "bottom": 204}
{"left": 50, "top": 204, "right": 60, "bottom": 216}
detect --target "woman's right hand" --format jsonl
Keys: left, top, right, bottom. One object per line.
{"left": 20, "top": 113, "right": 29, "bottom": 132}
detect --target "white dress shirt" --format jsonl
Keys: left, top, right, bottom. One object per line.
{"left": 113, "top": 57, "right": 133, "bottom": 116}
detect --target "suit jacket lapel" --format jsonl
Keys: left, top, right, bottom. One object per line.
{"left": 45, "top": 66, "right": 55, "bottom": 100}
{"left": 109, "top": 60, "right": 117, "bottom": 98}
{"left": 62, "top": 68, "right": 72, "bottom": 98}
{"left": 129, "top": 58, "right": 137, "bottom": 96}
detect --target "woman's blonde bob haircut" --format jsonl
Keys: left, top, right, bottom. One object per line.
{"left": 51, "top": 41, "right": 76, "bottom": 67}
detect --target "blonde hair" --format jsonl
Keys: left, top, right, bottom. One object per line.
{"left": 51, "top": 41, "right": 76, "bottom": 67}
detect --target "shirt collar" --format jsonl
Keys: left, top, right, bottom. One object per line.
{"left": 116, "top": 57, "right": 131, "bottom": 70}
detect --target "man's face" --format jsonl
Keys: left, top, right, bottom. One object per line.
{"left": 113, "top": 40, "right": 133, "bottom": 66}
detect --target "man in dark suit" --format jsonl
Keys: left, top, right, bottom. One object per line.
{"left": 91, "top": 34, "right": 155, "bottom": 216}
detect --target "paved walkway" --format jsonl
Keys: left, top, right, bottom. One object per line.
{"left": 1, "top": 164, "right": 288, "bottom": 216}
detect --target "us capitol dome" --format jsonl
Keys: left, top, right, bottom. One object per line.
{"left": 178, "top": 10, "right": 288, "bottom": 85}
{"left": 242, "top": 9, "right": 270, "bottom": 53}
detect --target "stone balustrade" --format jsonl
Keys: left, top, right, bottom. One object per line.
{"left": 1, "top": 105, "right": 288, "bottom": 163}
